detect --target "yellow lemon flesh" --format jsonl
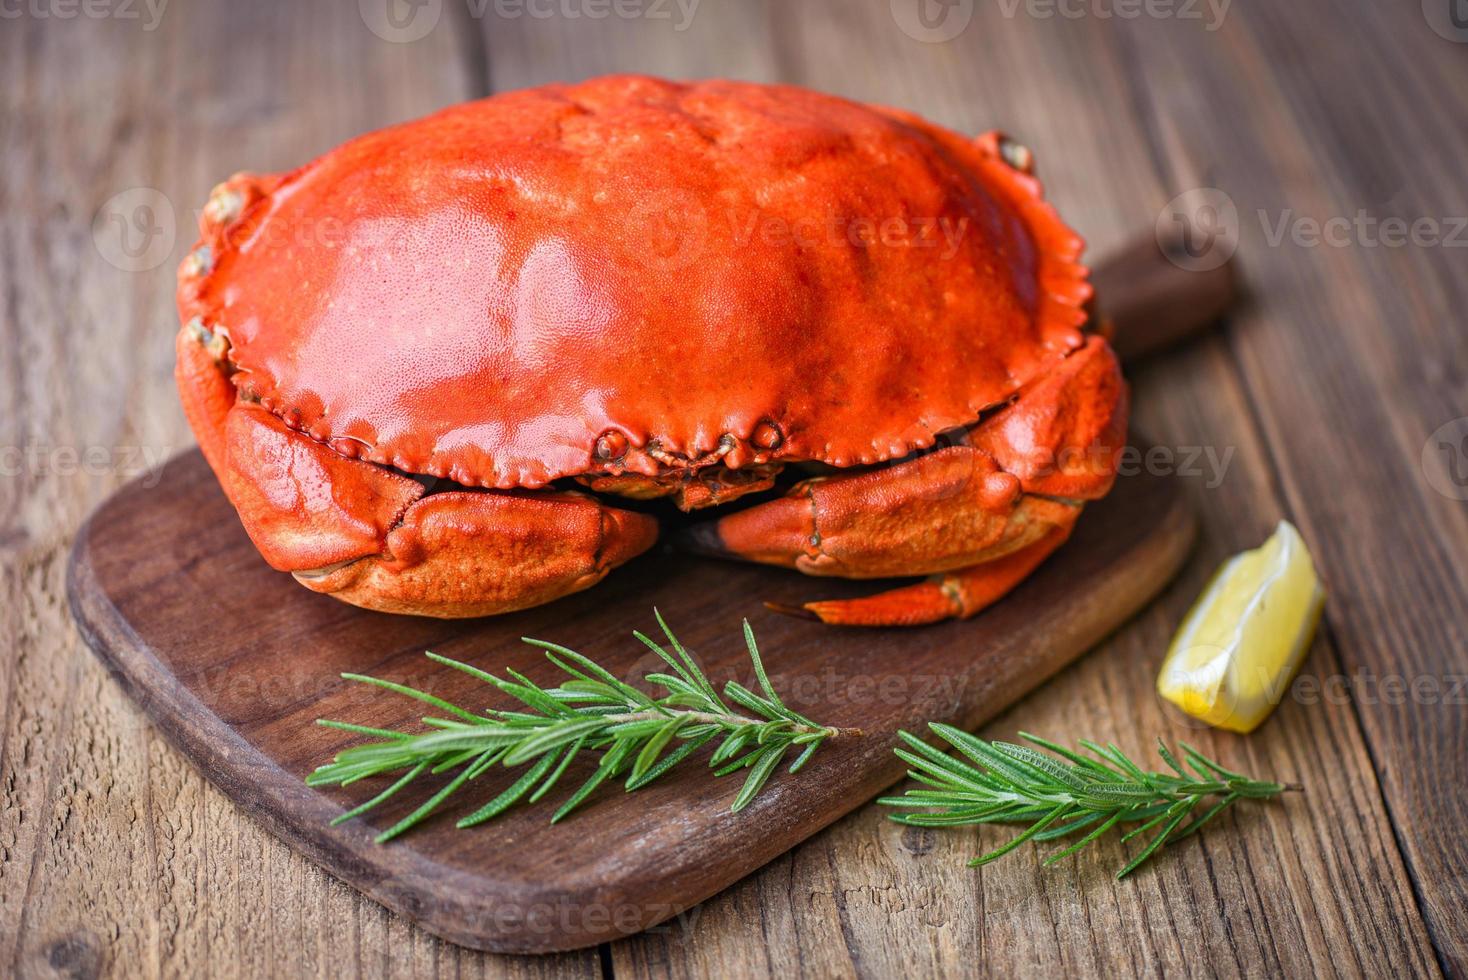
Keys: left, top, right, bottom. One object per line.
{"left": 1158, "top": 520, "right": 1326, "bottom": 733}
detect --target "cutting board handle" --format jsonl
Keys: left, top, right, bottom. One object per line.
{"left": 1090, "top": 228, "right": 1240, "bottom": 362}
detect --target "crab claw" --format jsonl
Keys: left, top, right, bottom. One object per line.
{"left": 969, "top": 335, "right": 1127, "bottom": 500}
{"left": 295, "top": 489, "right": 659, "bottom": 617}
{"left": 684, "top": 337, "right": 1125, "bottom": 626}
{"left": 223, "top": 404, "right": 426, "bottom": 571}
{"left": 682, "top": 445, "right": 1073, "bottom": 580}
{"left": 219, "top": 403, "right": 658, "bottom": 618}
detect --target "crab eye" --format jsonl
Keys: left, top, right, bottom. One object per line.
{"left": 204, "top": 184, "right": 245, "bottom": 226}
{"left": 996, "top": 135, "right": 1035, "bottom": 175}
{"left": 751, "top": 420, "right": 783, "bottom": 451}
{"left": 181, "top": 245, "right": 214, "bottom": 278}
{"left": 594, "top": 430, "right": 629, "bottom": 462}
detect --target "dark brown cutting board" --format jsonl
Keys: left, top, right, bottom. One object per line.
{"left": 67, "top": 448, "right": 1194, "bottom": 953}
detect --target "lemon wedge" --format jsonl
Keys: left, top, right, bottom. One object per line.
{"left": 1158, "top": 520, "right": 1326, "bottom": 733}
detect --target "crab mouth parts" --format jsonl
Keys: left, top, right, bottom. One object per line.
{"left": 341, "top": 412, "right": 1008, "bottom": 531}
{"left": 299, "top": 351, "right": 1028, "bottom": 511}
{"left": 367, "top": 458, "right": 786, "bottom": 517}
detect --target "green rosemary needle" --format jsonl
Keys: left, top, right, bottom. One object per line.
{"left": 878, "top": 724, "right": 1297, "bottom": 878}
{"left": 308, "top": 612, "right": 849, "bottom": 842}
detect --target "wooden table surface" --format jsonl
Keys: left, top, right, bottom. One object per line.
{"left": 2, "top": 1, "right": 1465, "bottom": 976}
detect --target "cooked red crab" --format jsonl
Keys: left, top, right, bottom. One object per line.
{"left": 175, "top": 75, "right": 1126, "bottom": 627}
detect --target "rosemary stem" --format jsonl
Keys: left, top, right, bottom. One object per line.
{"left": 598, "top": 707, "right": 840, "bottom": 738}
{"left": 311, "top": 614, "right": 849, "bottom": 835}
{"left": 880, "top": 726, "right": 1295, "bottom": 877}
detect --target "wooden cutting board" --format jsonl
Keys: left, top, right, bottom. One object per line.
{"left": 67, "top": 448, "right": 1194, "bottom": 953}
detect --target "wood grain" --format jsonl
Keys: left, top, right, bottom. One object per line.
{"left": 1104, "top": 8, "right": 1468, "bottom": 969}
{"left": 3, "top": 0, "right": 1464, "bottom": 975}
{"left": 471, "top": 3, "right": 1453, "bottom": 977}
{"left": 67, "top": 448, "right": 1192, "bottom": 953}
{"left": 0, "top": 3, "right": 594, "bottom": 977}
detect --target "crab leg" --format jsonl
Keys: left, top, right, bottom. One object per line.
{"left": 685, "top": 337, "right": 1124, "bottom": 626}
{"left": 790, "top": 523, "right": 1076, "bottom": 626}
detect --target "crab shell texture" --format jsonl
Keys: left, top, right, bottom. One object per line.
{"left": 175, "top": 75, "right": 1127, "bottom": 626}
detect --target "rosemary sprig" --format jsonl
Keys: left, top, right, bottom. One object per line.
{"left": 308, "top": 612, "right": 849, "bottom": 841}
{"left": 879, "top": 724, "right": 1297, "bottom": 878}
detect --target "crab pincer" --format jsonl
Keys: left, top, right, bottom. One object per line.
{"left": 686, "top": 338, "right": 1126, "bottom": 625}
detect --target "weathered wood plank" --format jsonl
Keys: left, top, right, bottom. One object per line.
{"left": 0, "top": 3, "right": 592, "bottom": 976}
{"left": 3, "top": 0, "right": 1460, "bottom": 975}
{"left": 476, "top": 1, "right": 1446, "bottom": 975}
{"left": 1105, "top": 4, "right": 1468, "bottom": 971}
{"left": 68, "top": 442, "right": 1192, "bottom": 951}
{"left": 478, "top": 0, "right": 777, "bottom": 87}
